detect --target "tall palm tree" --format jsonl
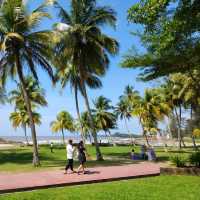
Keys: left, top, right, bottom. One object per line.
{"left": 115, "top": 86, "right": 140, "bottom": 141}
{"left": 132, "top": 89, "right": 171, "bottom": 146}
{"left": 160, "top": 75, "right": 187, "bottom": 149}
{"left": 115, "top": 98, "right": 132, "bottom": 134}
{"left": 0, "top": 0, "right": 55, "bottom": 166}
{"left": 56, "top": 63, "right": 102, "bottom": 142}
{"left": 93, "top": 96, "right": 116, "bottom": 140}
{"left": 9, "top": 76, "right": 46, "bottom": 145}
{"left": 10, "top": 108, "right": 41, "bottom": 145}
{"left": 54, "top": 0, "right": 119, "bottom": 160}
{"left": 51, "top": 111, "right": 75, "bottom": 144}
{"left": 78, "top": 111, "right": 93, "bottom": 143}
{"left": 175, "top": 71, "right": 200, "bottom": 150}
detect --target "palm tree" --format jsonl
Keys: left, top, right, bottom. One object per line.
{"left": 9, "top": 77, "right": 46, "bottom": 145}
{"left": 79, "top": 111, "right": 93, "bottom": 143}
{"left": 123, "top": 85, "right": 141, "bottom": 104}
{"left": 115, "top": 98, "right": 132, "bottom": 134}
{"left": 53, "top": 0, "right": 119, "bottom": 160}
{"left": 56, "top": 63, "right": 102, "bottom": 143}
{"left": 93, "top": 96, "right": 116, "bottom": 141}
{"left": 160, "top": 75, "right": 187, "bottom": 149}
{"left": 51, "top": 111, "right": 75, "bottom": 144}
{"left": 10, "top": 108, "right": 41, "bottom": 145}
{"left": 9, "top": 77, "right": 47, "bottom": 109}
{"left": 115, "top": 86, "right": 140, "bottom": 141}
{"left": 132, "top": 89, "right": 171, "bottom": 146}
{"left": 0, "top": 0, "right": 55, "bottom": 166}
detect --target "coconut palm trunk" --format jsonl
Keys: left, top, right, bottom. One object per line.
{"left": 124, "top": 118, "right": 134, "bottom": 145}
{"left": 144, "top": 130, "right": 150, "bottom": 147}
{"left": 179, "top": 106, "right": 186, "bottom": 148}
{"left": 139, "top": 117, "right": 150, "bottom": 146}
{"left": 190, "top": 106, "right": 198, "bottom": 150}
{"left": 174, "top": 107, "right": 182, "bottom": 149}
{"left": 80, "top": 78, "right": 103, "bottom": 160}
{"left": 107, "top": 130, "right": 114, "bottom": 145}
{"left": 23, "top": 124, "right": 29, "bottom": 145}
{"left": 61, "top": 127, "right": 65, "bottom": 145}
{"left": 74, "top": 87, "right": 85, "bottom": 143}
{"left": 15, "top": 52, "right": 40, "bottom": 166}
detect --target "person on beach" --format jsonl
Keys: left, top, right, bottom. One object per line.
{"left": 64, "top": 140, "right": 76, "bottom": 174}
{"left": 77, "top": 141, "right": 87, "bottom": 175}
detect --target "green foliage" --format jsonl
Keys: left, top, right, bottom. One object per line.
{"left": 9, "top": 76, "right": 47, "bottom": 109}
{"left": 51, "top": 111, "right": 75, "bottom": 133}
{"left": 9, "top": 77, "right": 45, "bottom": 133}
{"left": 93, "top": 96, "right": 117, "bottom": 133}
{"left": 123, "top": 0, "right": 200, "bottom": 81}
{"left": 193, "top": 129, "right": 200, "bottom": 137}
{"left": 189, "top": 151, "right": 200, "bottom": 167}
{"left": 170, "top": 155, "right": 187, "bottom": 167}
{"left": 132, "top": 88, "right": 171, "bottom": 136}
{"left": 0, "top": 0, "right": 55, "bottom": 85}
{"left": 128, "top": 0, "right": 171, "bottom": 29}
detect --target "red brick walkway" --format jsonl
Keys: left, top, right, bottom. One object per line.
{"left": 0, "top": 162, "right": 160, "bottom": 194}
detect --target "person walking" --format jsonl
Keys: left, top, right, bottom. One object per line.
{"left": 77, "top": 141, "right": 87, "bottom": 175}
{"left": 64, "top": 140, "right": 76, "bottom": 174}
{"left": 50, "top": 142, "right": 54, "bottom": 153}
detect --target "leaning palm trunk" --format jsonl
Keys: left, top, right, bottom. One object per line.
{"left": 16, "top": 53, "right": 40, "bottom": 166}
{"left": 74, "top": 87, "right": 85, "bottom": 143}
{"left": 80, "top": 78, "right": 103, "bottom": 160}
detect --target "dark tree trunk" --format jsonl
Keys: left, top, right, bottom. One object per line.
{"left": 80, "top": 76, "right": 103, "bottom": 161}
{"left": 16, "top": 53, "right": 40, "bottom": 166}
{"left": 61, "top": 128, "right": 65, "bottom": 145}
{"left": 74, "top": 87, "right": 85, "bottom": 143}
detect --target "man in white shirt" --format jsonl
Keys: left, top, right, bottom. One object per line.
{"left": 64, "top": 140, "right": 76, "bottom": 174}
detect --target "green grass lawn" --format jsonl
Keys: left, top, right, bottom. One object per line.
{"left": 0, "top": 144, "right": 196, "bottom": 172}
{"left": 0, "top": 145, "right": 134, "bottom": 172}
{"left": 1, "top": 176, "right": 199, "bottom": 200}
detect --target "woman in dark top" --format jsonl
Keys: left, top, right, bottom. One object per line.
{"left": 77, "top": 141, "right": 87, "bottom": 174}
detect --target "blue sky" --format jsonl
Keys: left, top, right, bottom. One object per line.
{"left": 0, "top": 0, "right": 156, "bottom": 137}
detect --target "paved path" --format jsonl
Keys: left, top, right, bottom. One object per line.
{"left": 0, "top": 163, "right": 160, "bottom": 194}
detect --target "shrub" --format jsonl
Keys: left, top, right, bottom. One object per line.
{"left": 189, "top": 152, "right": 200, "bottom": 167}
{"left": 171, "top": 155, "right": 186, "bottom": 167}
{"left": 193, "top": 129, "right": 200, "bottom": 137}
